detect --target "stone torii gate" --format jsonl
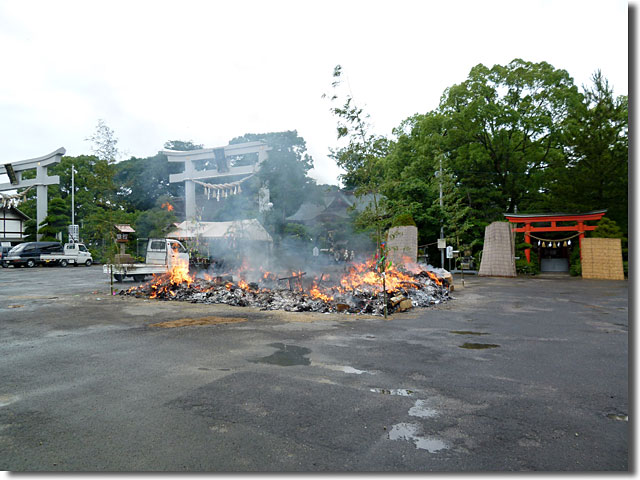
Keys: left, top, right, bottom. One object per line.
{"left": 0, "top": 148, "right": 65, "bottom": 240}
{"left": 163, "top": 141, "right": 270, "bottom": 220}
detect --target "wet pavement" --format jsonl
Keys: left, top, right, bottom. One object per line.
{"left": 0, "top": 266, "right": 628, "bottom": 471}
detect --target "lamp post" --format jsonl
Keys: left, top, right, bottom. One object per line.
{"left": 439, "top": 153, "right": 444, "bottom": 268}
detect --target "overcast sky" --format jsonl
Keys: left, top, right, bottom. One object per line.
{"left": 0, "top": 0, "right": 629, "bottom": 186}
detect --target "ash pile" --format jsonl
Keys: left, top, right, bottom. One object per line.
{"left": 121, "top": 262, "right": 451, "bottom": 316}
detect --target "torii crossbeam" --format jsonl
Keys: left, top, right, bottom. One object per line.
{"left": 163, "top": 141, "right": 270, "bottom": 220}
{"left": 0, "top": 148, "right": 65, "bottom": 240}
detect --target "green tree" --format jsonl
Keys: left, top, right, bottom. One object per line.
{"left": 379, "top": 112, "right": 446, "bottom": 245}
{"left": 37, "top": 197, "right": 69, "bottom": 241}
{"left": 163, "top": 140, "right": 203, "bottom": 151}
{"left": 438, "top": 59, "right": 581, "bottom": 221}
{"left": 324, "top": 65, "right": 390, "bottom": 252}
{"left": 429, "top": 154, "right": 473, "bottom": 250}
{"left": 227, "top": 130, "right": 316, "bottom": 229}
{"left": 544, "top": 71, "right": 628, "bottom": 232}
{"left": 114, "top": 153, "right": 183, "bottom": 212}
{"left": 134, "top": 205, "right": 177, "bottom": 239}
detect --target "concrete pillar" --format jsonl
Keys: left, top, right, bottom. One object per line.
{"left": 185, "top": 179, "right": 196, "bottom": 220}
{"left": 184, "top": 159, "right": 196, "bottom": 220}
{"left": 36, "top": 164, "right": 48, "bottom": 241}
{"left": 258, "top": 148, "right": 268, "bottom": 164}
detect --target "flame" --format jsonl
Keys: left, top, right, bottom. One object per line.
{"left": 309, "top": 284, "right": 333, "bottom": 302}
{"left": 143, "top": 255, "right": 444, "bottom": 304}
{"left": 169, "top": 259, "right": 193, "bottom": 286}
{"left": 161, "top": 202, "right": 174, "bottom": 212}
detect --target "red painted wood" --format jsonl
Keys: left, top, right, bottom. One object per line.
{"left": 512, "top": 225, "right": 598, "bottom": 233}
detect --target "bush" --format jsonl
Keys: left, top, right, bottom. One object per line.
{"left": 391, "top": 213, "right": 416, "bottom": 228}
{"left": 515, "top": 241, "right": 539, "bottom": 275}
{"left": 282, "top": 223, "right": 311, "bottom": 242}
{"left": 569, "top": 246, "right": 581, "bottom": 276}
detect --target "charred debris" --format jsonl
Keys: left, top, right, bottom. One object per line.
{"left": 120, "top": 261, "right": 452, "bottom": 316}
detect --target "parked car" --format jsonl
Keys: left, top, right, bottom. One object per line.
{"left": 2, "top": 241, "right": 63, "bottom": 268}
{"left": 0, "top": 245, "right": 11, "bottom": 266}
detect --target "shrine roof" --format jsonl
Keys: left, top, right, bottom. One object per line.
{"left": 503, "top": 210, "right": 607, "bottom": 220}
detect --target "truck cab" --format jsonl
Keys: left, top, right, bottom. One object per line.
{"left": 146, "top": 238, "right": 189, "bottom": 266}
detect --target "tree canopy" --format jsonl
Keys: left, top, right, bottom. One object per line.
{"left": 335, "top": 59, "right": 628, "bottom": 256}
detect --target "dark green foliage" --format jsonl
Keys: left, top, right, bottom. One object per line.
{"left": 37, "top": 197, "right": 69, "bottom": 241}
{"left": 134, "top": 206, "right": 177, "bottom": 239}
{"left": 23, "top": 218, "right": 37, "bottom": 242}
{"left": 515, "top": 242, "right": 540, "bottom": 275}
{"left": 591, "top": 216, "right": 627, "bottom": 268}
{"left": 591, "top": 217, "right": 624, "bottom": 239}
{"left": 391, "top": 213, "right": 416, "bottom": 227}
{"left": 326, "top": 60, "right": 627, "bottom": 259}
{"left": 542, "top": 72, "right": 628, "bottom": 232}
{"left": 114, "top": 153, "right": 183, "bottom": 212}
{"left": 163, "top": 140, "right": 203, "bottom": 151}
{"left": 228, "top": 131, "right": 316, "bottom": 232}
{"left": 569, "top": 246, "right": 582, "bottom": 276}
{"left": 282, "top": 223, "right": 311, "bottom": 242}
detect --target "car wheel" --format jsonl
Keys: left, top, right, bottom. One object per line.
{"left": 85, "top": 259, "right": 92, "bottom": 267}
{"left": 114, "top": 274, "right": 124, "bottom": 282}
{"left": 60, "top": 259, "right": 68, "bottom": 267}
{"left": 133, "top": 274, "right": 145, "bottom": 282}
{"left": 26, "top": 259, "right": 35, "bottom": 268}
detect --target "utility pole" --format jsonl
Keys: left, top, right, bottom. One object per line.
{"left": 71, "top": 163, "right": 75, "bottom": 226}
{"left": 439, "top": 153, "right": 444, "bottom": 268}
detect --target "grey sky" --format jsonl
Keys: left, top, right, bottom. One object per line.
{"left": 0, "top": 0, "right": 629, "bottom": 186}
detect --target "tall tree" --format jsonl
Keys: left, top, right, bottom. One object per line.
{"left": 163, "top": 140, "right": 204, "bottom": 151}
{"left": 438, "top": 59, "right": 581, "bottom": 223}
{"left": 86, "top": 119, "right": 120, "bottom": 164}
{"left": 324, "top": 65, "right": 390, "bottom": 250}
{"left": 114, "top": 153, "right": 183, "bottom": 212}
{"left": 543, "top": 71, "right": 628, "bottom": 231}
{"left": 227, "top": 130, "right": 316, "bottom": 227}
{"left": 37, "top": 197, "right": 69, "bottom": 241}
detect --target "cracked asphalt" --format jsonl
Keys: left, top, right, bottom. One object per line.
{"left": 0, "top": 266, "right": 628, "bottom": 471}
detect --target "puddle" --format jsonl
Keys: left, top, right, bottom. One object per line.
{"left": 388, "top": 423, "right": 448, "bottom": 452}
{"left": 253, "top": 343, "right": 311, "bottom": 366}
{"left": 150, "top": 316, "right": 247, "bottom": 328}
{"left": 607, "top": 413, "right": 628, "bottom": 421}
{"left": 459, "top": 342, "right": 500, "bottom": 349}
{"left": 408, "top": 399, "right": 438, "bottom": 418}
{"left": 450, "top": 331, "right": 489, "bottom": 335}
{"left": 370, "top": 388, "right": 414, "bottom": 396}
{"left": 0, "top": 395, "right": 18, "bottom": 407}
{"left": 316, "top": 364, "right": 372, "bottom": 375}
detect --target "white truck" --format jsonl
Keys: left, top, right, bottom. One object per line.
{"left": 103, "top": 238, "right": 189, "bottom": 282}
{"left": 40, "top": 242, "right": 93, "bottom": 267}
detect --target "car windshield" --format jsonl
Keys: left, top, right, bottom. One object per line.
{"left": 9, "top": 244, "right": 26, "bottom": 254}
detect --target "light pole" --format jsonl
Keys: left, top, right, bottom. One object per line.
{"left": 439, "top": 153, "right": 444, "bottom": 268}
{"left": 71, "top": 163, "right": 75, "bottom": 226}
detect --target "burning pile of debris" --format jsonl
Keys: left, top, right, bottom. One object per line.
{"left": 121, "top": 260, "right": 451, "bottom": 315}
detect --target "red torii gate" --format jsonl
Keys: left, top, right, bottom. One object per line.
{"left": 503, "top": 210, "right": 607, "bottom": 262}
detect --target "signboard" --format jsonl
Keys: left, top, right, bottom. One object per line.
{"left": 446, "top": 246, "right": 454, "bottom": 259}
{"left": 68, "top": 224, "right": 79, "bottom": 242}
{"left": 437, "top": 238, "right": 446, "bottom": 249}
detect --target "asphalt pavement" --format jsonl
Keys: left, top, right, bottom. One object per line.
{"left": 0, "top": 265, "right": 628, "bottom": 471}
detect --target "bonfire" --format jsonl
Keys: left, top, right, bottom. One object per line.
{"left": 121, "top": 258, "right": 451, "bottom": 315}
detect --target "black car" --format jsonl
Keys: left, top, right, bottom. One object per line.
{"left": 2, "top": 242, "right": 63, "bottom": 268}
{"left": 0, "top": 246, "right": 11, "bottom": 266}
